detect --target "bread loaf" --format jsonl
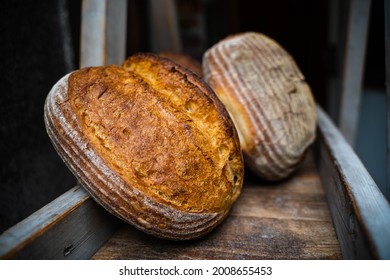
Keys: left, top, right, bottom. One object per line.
{"left": 44, "top": 53, "right": 243, "bottom": 240}
{"left": 203, "top": 32, "right": 316, "bottom": 181}
{"left": 159, "top": 51, "right": 203, "bottom": 78}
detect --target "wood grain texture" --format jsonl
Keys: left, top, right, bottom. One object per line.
{"left": 0, "top": 186, "right": 119, "bottom": 259}
{"left": 92, "top": 153, "right": 341, "bottom": 260}
{"left": 4, "top": 105, "right": 387, "bottom": 259}
{"left": 317, "top": 105, "right": 390, "bottom": 259}
{"left": 80, "top": 0, "right": 107, "bottom": 67}
{"left": 80, "top": 0, "right": 127, "bottom": 67}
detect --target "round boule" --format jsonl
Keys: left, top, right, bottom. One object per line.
{"left": 44, "top": 53, "right": 243, "bottom": 240}
{"left": 203, "top": 32, "right": 317, "bottom": 181}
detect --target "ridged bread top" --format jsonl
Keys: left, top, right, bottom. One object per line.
{"left": 203, "top": 32, "right": 316, "bottom": 180}
{"left": 44, "top": 53, "right": 243, "bottom": 240}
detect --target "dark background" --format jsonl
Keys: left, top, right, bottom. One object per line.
{"left": 0, "top": 0, "right": 385, "bottom": 232}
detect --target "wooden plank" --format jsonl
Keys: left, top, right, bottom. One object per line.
{"left": 92, "top": 153, "right": 341, "bottom": 260}
{"left": 106, "top": 0, "right": 128, "bottom": 65}
{"left": 3, "top": 105, "right": 386, "bottom": 259}
{"left": 338, "top": 0, "right": 371, "bottom": 147}
{"left": 80, "top": 0, "right": 128, "bottom": 67}
{"left": 318, "top": 141, "right": 371, "bottom": 259}
{"left": 385, "top": 0, "right": 390, "bottom": 201}
{"left": 80, "top": 0, "right": 107, "bottom": 67}
{"left": 0, "top": 186, "right": 119, "bottom": 259}
{"left": 317, "top": 105, "right": 390, "bottom": 259}
{"left": 148, "top": 0, "right": 182, "bottom": 53}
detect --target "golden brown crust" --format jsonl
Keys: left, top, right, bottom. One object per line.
{"left": 44, "top": 53, "right": 243, "bottom": 240}
{"left": 158, "top": 51, "right": 203, "bottom": 78}
{"left": 203, "top": 32, "right": 317, "bottom": 181}
{"left": 121, "top": 54, "right": 242, "bottom": 211}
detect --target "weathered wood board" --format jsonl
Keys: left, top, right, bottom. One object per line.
{"left": 0, "top": 186, "right": 119, "bottom": 260}
{"left": 92, "top": 153, "right": 342, "bottom": 260}
{"left": 316, "top": 106, "right": 390, "bottom": 259}
{"left": 3, "top": 105, "right": 388, "bottom": 260}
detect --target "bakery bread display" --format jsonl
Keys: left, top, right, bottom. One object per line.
{"left": 159, "top": 51, "right": 203, "bottom": 78}
{"left": 44, "top": 53, "right": 243, "bottom": 240}
{"left": 203, "top": 32, "right": 316, "bottom": 181}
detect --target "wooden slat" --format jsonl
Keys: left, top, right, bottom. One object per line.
{"left": 106, "top": 0, "right": 128, "bottom": 65}
{"left": 80, "top": 0, "right": 107, "bottom": 67}
{"left": 385, "top": 0, "right": 390, "bottom": 201}
{"left": 0, "top": 186, "right": 119, "bottom": 259}
{"left": 338, "top": 0, "right": 371, "bottom": 147}
{"left": 148, "top": 0, "right": 182, "bottom": 53}
{"left": 317, "top": 105, "right": 390, "bottom": 259}
{"left": 92, "top": 153, "right": 342, "bottom": 260}
{"left": 80, "top": 0, "right": 128, "bottom": 67}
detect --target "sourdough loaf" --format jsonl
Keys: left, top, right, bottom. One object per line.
{"left": 44, "top": 53, "right": 243, "bottom": 240}
{"left": 203, "top": 32, "right": 316, "bottom": 181}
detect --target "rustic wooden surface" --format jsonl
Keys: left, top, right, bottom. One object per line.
{"left": 317, "top": 106, "right": 390, "bottom": 259}
{"left": 92, "top": 152, "right": 341, "bottom": 260}
{"left": 3, "top": 106, "right": 388, "bottom": 259}
{"left": 0, "top": 186, "right": 119, "bottom": 260}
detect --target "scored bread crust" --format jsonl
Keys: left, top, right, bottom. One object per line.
{"left": 203, "top": 32, "right": 317, "bottom": 181}
{"left": 44, "top": 53, "right": 243, "bottom": 240}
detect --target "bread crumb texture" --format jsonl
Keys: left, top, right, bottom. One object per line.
{"left": 68, "top": 54, "right": 243, "bottom": 215}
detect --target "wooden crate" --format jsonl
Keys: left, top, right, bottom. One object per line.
{"left": 1, "top": 106, "right": 389, "bottom": 260}
{"left": 1, "top": 0, "right": 389, "bottom": 260}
